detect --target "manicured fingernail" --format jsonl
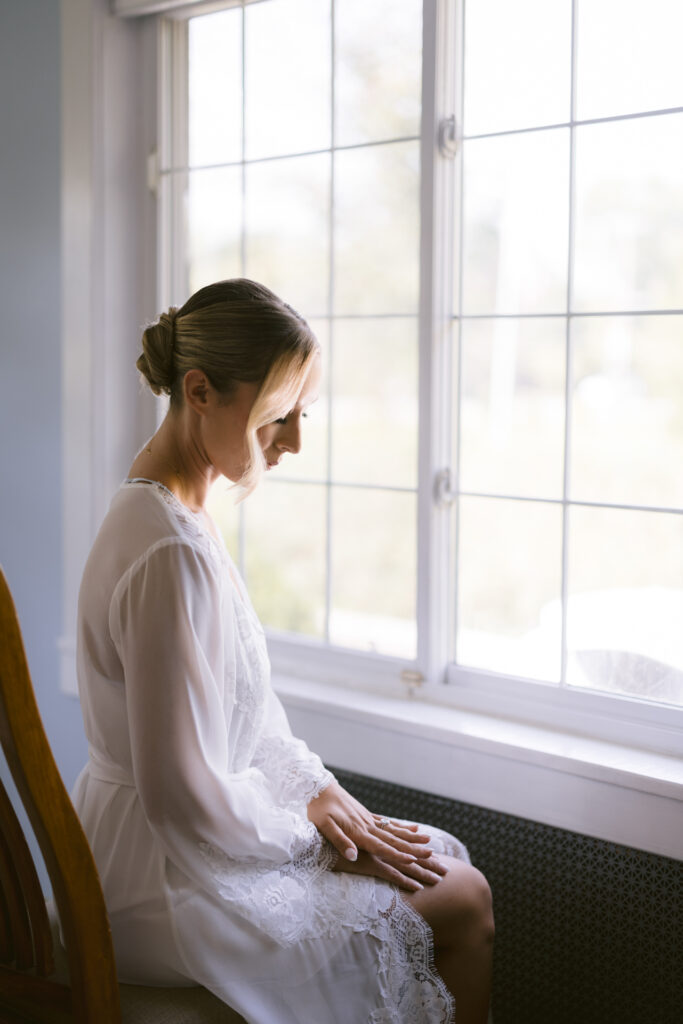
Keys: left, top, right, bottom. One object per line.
{"left": 413, "top": 882, "right": 424, "bottom": 890}
{"left": 345, "top": 847, "right": 357, "bottom": 861}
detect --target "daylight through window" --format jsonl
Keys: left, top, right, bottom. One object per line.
{"left": 159, "top": 0, "right": 683, "bottom": 714}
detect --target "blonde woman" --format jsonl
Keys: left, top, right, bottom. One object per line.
{"left": 72, "top": 279, "right": 494, "bottom": 1024}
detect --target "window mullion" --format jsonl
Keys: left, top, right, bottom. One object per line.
{"left": 158, "top": 16, "right": 189, "bottom": 312}
{"left": 560, "top": 0, "right": 580, "bottom": 688}
{"left": 417, "top": 0, "right": 459, "bottom": 684}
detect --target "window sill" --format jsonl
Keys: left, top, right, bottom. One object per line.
{"left": 274, "top": 674, "right": 683, "bottom": 861}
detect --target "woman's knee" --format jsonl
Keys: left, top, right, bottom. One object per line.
{"left": 441, "top": 861, "right": 495, "bottom": 948}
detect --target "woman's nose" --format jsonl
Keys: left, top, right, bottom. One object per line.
{"left": 277, "top": 418, "right": 302, "bottom": 454}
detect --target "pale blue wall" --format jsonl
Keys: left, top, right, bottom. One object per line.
{"left": 0, "top": 0, "right": 88, "bottom": 861}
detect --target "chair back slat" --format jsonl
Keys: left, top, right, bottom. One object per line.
{"left": 0, "top": 961, "right": 71, "bottom": 1023}
{"left": 0, "top": 568, "right": 121, "bottom": 1023}
{"left": 0, "top": 779, "right": 53, "bottom": 975}
{"left": 0, "top": 823, "right": 33, "bottom": 969}
{"left": 0, "top": 872, "right": 13, "bottom": 963}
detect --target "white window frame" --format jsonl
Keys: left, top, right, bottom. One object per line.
{"left": 63, "top": 0, "right": 682, "bottom": 860}
{"left": 60, "top": 0, "right": 159, "bottom": 692}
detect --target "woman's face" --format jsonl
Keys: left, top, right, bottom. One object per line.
{"left": 197, "top": 351, "right": 321, "bottom": 483}
{"left": 257, "top": 351, "right": 322, "bottom": 472}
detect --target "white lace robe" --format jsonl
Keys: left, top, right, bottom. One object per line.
{"left": 72, "top": 480, "right": 467, "bottom": 1024}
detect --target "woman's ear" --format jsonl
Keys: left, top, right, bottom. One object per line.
{"left": 183, "top": 369, "right": 212, "bottom": 414}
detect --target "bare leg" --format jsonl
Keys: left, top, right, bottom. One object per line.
{"left": 403, "top": 857, "right": 494, "bottom": 1024}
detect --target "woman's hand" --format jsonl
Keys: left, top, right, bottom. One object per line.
{"left": 307, "top": 779, "right": 439, "bottom": 874}
{"left": 330, "top": 848, "right": 447, "bottom": 893}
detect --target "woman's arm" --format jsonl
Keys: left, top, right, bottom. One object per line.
{"left": 110, "top": 540, "right": 322, "bottom": 872}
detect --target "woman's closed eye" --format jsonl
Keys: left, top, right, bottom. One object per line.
{"left": 275, "top": 412, "right": 308, "bottom": 425}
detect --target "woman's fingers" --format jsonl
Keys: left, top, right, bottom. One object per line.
{"left": 378, "top": 829, "right": 434, "bottom": 857}
{"left": 402, "top": 855, "right": 448, "bottom": 886}
{"left": 321, "top": 816, "right": 437, "bottom": 872}
{"left": 375, "top": 863, "right": 425, "bottom": 893}
{"left": 358, "top": 854, "right": 426, "bottom": 893}
{"left": 317, "top": 812, "right": 418, "bottom": 865}
{"left": 371, "top": 815, "right": 429, "bottom": 838}
{"left": 372, "top": 848, "right": 446, "bottom": 887}
{"left": 317, "top": 817, "right": 359, "bottom": 861}
{"left": 370, "top": 817, "right": 433, "bottom": 854}
{"left": 359, "top": 830, "right": 430, "bottom": 867}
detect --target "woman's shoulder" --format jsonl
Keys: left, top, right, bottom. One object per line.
{"left": 84, "top": 481, "right": 229, "bottom": 603}
{"left": 102, "top": 479, "right": 199, "bottom": 550}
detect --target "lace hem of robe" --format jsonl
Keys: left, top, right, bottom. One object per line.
{"left": 199, "top": 827, "right": 454, "bottom": 1023}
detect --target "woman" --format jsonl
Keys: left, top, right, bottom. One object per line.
{"left": 73, "top": 279, "right": 494, "bottom": 1024}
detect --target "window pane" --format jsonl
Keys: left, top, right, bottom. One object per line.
{"left": 573, "top": 114, "right": 683, "bottom": 313}
{"left": 567, "top": 506, "right": 683, "bottom": 705}
{"left": 245, "top": 482, "right": 326, "bottom": 639}
{"left": 457, "top": 497, "right": 563, "bottom": 681}
{"left": 459, "top": 318, "right": 566, "bottom": 499}
{"left": 335, "top": 0, "right": 421, "bottom": 147}
{"left": 334, "top": 141, "right": 420, "bottom": 315}
{"left": 332, "top": 318, "right": 418, "bottom": 488}
{"left": 464, "top": 0, "right": 571, "bottom": 136}
{"left": 187, "top": 167, "right": 242, "bottom": 295}
{"left": 571, "top": 316, "right": 683, "bottom": 509}
{"left": 244, "top": 153, "right": 330, "bottom": 317}
{"left": 576, "top": 0, "right": 683, "bottom": 121}
{"left": 278, "top": 319, "right": 330, "bottom": 482}
{"left": 188, "top": 9, "right": 242, "bottom": 168}
{"left": 245, "top": 0, "right": 331, "bottom": 160}
{"left": 461, "top": 129, "right": 569, "bottom": 315}
{"left": 331, "top": 488, "right": 416, "bottom": 658}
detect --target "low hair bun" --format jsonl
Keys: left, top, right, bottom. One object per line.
{"left": 136, "top": 306, "right": 179, "bottom": 396}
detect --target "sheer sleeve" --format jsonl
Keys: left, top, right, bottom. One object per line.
{"left": 109, "top": 539, "right": 321, "bottom": 880}
{"left": 252, "top": 688, "right": 335, "bottom": 810}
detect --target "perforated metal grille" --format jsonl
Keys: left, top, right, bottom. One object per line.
{"left": 332, "top": 767, "right": 682, "bottom": 1024}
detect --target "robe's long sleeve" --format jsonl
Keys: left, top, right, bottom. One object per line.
{"left": 109, "top": 538, "right": 325, "bottom": 880}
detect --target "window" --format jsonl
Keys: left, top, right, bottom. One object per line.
{"left": 157, "top": 0, "right": 683, "bottom": 745}
{"left": 160, "top": 0, "right": 423, "bottom": 667}
{"left": 452, "top": 0, "right": 683, "bottom": 718}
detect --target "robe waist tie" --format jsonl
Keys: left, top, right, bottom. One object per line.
{"left": 87, "top": 748, "right": 135, "bottom": 788}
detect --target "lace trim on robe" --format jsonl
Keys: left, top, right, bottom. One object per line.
{"left": 252, "top": 734, "right": 334, "bottom": 810}
{"left": 199, "top": 833, "right": 454, "bottom": 1023}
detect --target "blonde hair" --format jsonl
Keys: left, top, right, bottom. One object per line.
{"left": 137, "top": 279, "right": 319, "bottom": 497}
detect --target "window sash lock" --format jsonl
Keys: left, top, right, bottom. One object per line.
{"left": 434, "top": 468, "right": 457, "bottom": 507}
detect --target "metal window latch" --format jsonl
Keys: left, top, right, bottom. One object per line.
{"left": 400, "top": 668, "right": 425, "bottom": 698}
{"left": 434, "top": 467, "right": 457, "bottom": 507}
{"left": 437, "top": 115, "right": 459, "bottom": 158}
{"left": 147, "top": 149, "right": 160, "bottom": 195}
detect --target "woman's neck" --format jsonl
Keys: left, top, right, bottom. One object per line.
{"left": 129, "top": 412, "right": 214, "bottom": 514}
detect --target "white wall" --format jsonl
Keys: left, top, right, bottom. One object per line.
{"left": 0, "top": 0, "right": 88, "bottom": 839}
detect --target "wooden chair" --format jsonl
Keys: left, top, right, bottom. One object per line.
{"left": 0, "top": 567, "right": 245, "bottom": 1023}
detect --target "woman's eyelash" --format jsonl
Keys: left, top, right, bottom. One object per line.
{"left": 274, "top": 413, "right": 308, "bottom": 425}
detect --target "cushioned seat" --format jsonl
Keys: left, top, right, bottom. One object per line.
{"left": 47, "top": 910, "right": 245, "bottom": 1024}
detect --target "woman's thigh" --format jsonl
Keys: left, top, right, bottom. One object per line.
{"left": 402, "top": 856, "right": 493, "bottom": 949}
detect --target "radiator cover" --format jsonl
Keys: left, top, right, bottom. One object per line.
{"left": 332, "top": 767, "right": 681, "bottom": 1024}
